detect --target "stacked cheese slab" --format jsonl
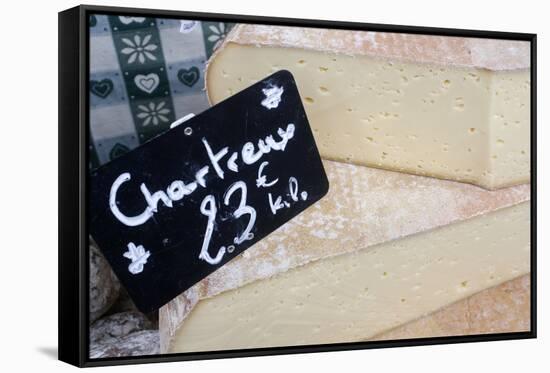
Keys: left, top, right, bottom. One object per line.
{"left": 159, "top": 25, "right": 531, "bottom": 353}
{"left": 206, "top": 25, "right": 530, "bottom": 190}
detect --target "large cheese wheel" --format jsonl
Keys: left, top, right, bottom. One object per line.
{"left": 205, "top": 25, "right": 531, "bottom": 190}
{"left": 159, "top": 160, "right": 530, "bottom": 353}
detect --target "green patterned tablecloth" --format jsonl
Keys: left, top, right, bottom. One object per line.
{"left": 88, "top": 14, "right": 234, "bottom": 168}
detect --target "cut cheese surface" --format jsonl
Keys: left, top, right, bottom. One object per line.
{"left": 168, "top": 202, "right": 530, "bottom": 353}
{"left": 206, "top": 25, "right": 531, "bottom": 189}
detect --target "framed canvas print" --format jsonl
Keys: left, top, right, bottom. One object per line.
{"left": 58, "top": 4, "right": 537, "bottom": 367}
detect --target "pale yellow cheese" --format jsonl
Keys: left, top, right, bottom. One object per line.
{"left": 371, "top": 274, "right": 530, "bottom": 340}
{"left": 168, "top": 202, "right": 530, "bottom": 353}
{"left": 206, "top": 28, "right": 530, "bottom": 190}
{"left": 160, "top": 160, "right": 530, "bottom": 352}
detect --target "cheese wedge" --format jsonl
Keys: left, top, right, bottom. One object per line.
{"left": 206, "top": 25, "right": 531, "bottom": 190}
{"left": 165, "top": 203, "right": 529, "bottom": 352}
{"left": 160, "top": 161, "right": 530, "bottom": 353}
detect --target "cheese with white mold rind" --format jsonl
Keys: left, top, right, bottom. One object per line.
{"left": 165, "top": 202, "right": 529, "bottom": 352}
{"left": 159, "top": 160, "right": 530, "bottom": 352}
{"left": 205, "top": 25, "right": 530, "bottom": 190}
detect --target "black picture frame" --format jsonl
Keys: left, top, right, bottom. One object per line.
{"left": 59, "top": 4, "right": 537, "bottom": 368}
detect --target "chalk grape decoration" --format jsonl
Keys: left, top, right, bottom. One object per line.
{"left": 89, "top": 70, "right": 329, "bottom": 313}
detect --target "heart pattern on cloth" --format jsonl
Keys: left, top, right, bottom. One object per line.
{"left": 179, "top": 20, "right": 198, "bottom": 33}
{"left": 109, "top": 143, "right": 130, "bottom": 160}
{"left": 177, "top": 67, "right": 200, "bottom": 87}
{"left": 90, "top": 79, "right": 114, "bottom": 98}
{"left": 134, "top": 73, "right": 160, "bottom": 94}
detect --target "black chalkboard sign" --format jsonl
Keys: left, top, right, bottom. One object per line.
{"left": 89, "top": 70, "right": 329, "bottom": 313}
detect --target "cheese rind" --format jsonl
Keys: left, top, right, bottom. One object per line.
{"left": 210, "top": 25, "right": 530, "bottom": 71}
{"left": 206, "top": 25, "right": 530, "bottom": 189}
{"left": 167, "top": 202, "right": 530, "bottom": 352}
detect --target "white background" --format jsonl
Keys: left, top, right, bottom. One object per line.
{"left": 1, "top": 0, "right": 547, "bottom": 371}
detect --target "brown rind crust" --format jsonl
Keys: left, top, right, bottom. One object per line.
{"left": 220, "top": 24, "right": 529, "bottom": 70}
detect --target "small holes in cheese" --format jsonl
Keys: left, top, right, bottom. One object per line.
{"left": 468, "top": 72, "right": 481, "bottom": 82}
{"left": 454, "top": 97, "right": 465, "bottom": 111}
